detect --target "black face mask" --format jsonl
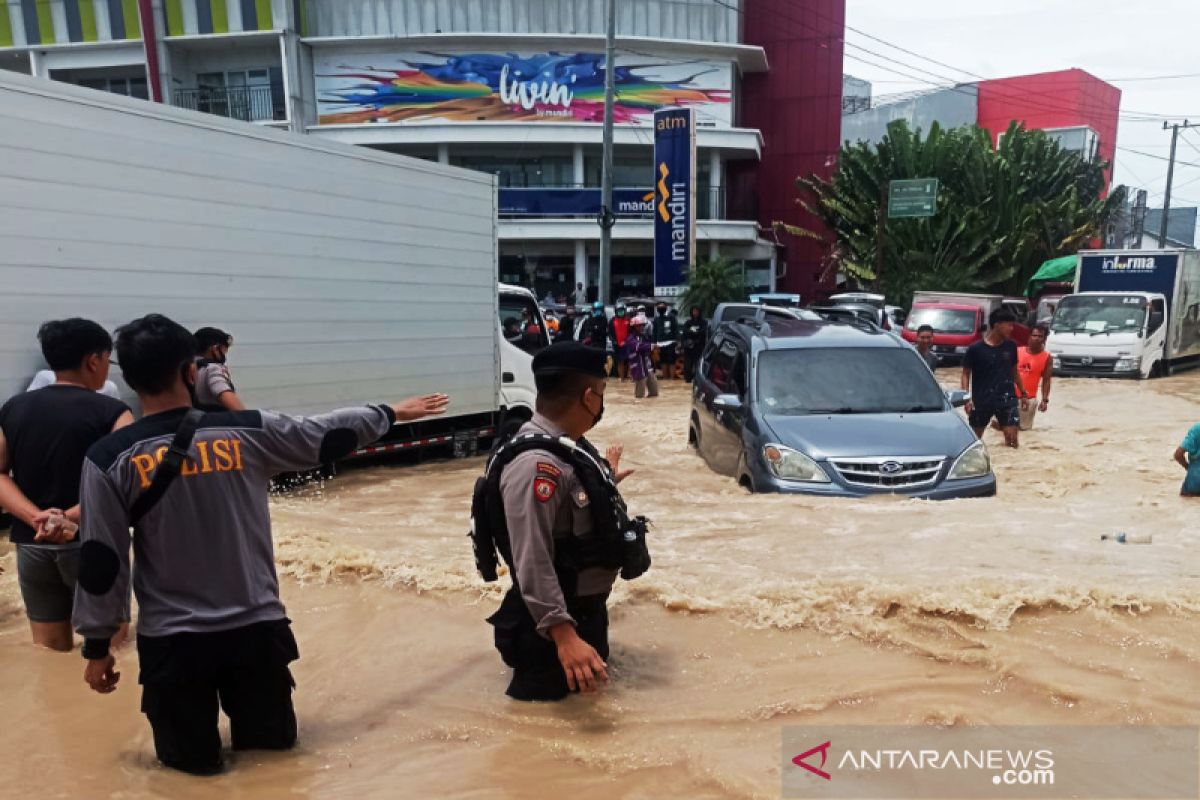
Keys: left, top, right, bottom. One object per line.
{"left": 584, "top": 390, "right": 605, "bottom": 427}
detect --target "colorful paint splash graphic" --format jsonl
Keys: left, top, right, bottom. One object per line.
{"left": 317, "top": 52, "right": 731, "bottom": 124}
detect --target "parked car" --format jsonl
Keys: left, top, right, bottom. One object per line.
{"left": 808, "top": 302, "right": 881, "bottom": 326}
{"left": 713, "top": 302, "right": 821, "bottom": 326}
{"left": 689, "top": 318, "right": 995, "bottom": 499}
{"left": 829, "top": 292, "right": 890, "bottom": 328}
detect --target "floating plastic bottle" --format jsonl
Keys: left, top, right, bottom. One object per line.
{"left": 1100, "top": 532, "right": 1152, "bottom": 544}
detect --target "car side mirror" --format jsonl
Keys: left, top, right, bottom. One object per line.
{"left": 945, "top": 390, "right": 969, "bottom": 408}
{"left": 713, "top": 394, "right": 743, "bottom": 412}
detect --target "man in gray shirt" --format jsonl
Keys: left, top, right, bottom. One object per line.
{"left": 192, "top": 326, "right": 243, "bottom": 411}
{"left": 73, "top": 313, "right": 449, "bottom": 775}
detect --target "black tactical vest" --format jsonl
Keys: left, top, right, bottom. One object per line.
{"left": 469, "top": 432, "right": 650, "bottom": 590}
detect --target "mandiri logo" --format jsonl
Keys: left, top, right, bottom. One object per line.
{"left": 793, "top": 741, "right": 833, "bottom": 781}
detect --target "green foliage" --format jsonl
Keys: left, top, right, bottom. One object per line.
{"left": 784, "top": 120, "right": 1126, "bottom": 306}
{"left": 681, "top": 257, "right": 744, "bottom": 316}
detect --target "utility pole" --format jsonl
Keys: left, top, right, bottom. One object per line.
{"left": 875, "top": 179, "right": 889, "bottom": 283}
{"left": 597, "top": 0, "right": 616, "bottom": 305}
{"left": 1159, "top": 120, "right": 1194, "bottom": 247}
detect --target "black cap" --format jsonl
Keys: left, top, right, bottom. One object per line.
{"left": 532, "top": 342, "right": 608, "bottom": 378}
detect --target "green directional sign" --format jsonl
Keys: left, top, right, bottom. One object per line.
{"left": 888, "top": 178, "right": 939, "bottom": 218}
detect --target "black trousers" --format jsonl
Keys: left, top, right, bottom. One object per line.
{"left": 488, "top": 587, "right": 610, "bottom": 702}
{"left": 137, "top": 619, "right": 299, "bottom": 775}
{"left": 682, "top": 348, "right": 701, "bottom": 382}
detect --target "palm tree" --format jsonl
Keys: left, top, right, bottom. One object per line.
{"left": 680, "top": 257, "right": 744, "bottom": 316}
{"left": 782, "top": 120, "right": 1124, "bottom": 306}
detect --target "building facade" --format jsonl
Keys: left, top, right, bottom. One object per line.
{"left": 842, "top": 68, "right": 1122, "bottom": 194}
{"left": 0, "top": 0, "right": 846, "bottom": 301}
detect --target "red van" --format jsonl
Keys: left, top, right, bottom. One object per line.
{"left": 901, "top": 292, "right": 1030, "bottom": 363}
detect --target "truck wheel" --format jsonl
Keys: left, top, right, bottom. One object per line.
{"left": 497, "top": 407, "right": 532, "bottom": 443}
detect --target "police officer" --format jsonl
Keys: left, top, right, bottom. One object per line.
{"left": 73, "top": 313, "right": 450, "bottom": 774}
{"left": 192, "top": 327, "right": 243, "bottom": 412}
{"left": 478, "top": 342, "right": 648, "bottom": 701}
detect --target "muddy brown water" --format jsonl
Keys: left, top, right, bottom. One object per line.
{"left": 1, "top": 372, "right": 1198, "bottom": 798}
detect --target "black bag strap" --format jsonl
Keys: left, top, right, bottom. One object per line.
{"left": 129, "top": 409, "right": 205, "bottom": 526}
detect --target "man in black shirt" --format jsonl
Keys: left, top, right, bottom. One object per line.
{"left": 0, "top": 319, "right": 132, "bottom": 650}
{"left": 961, "top": 309, "right": 1031, "bottom": 448}
{"left": 680, "top": 305, "right": 709, "bottom": 382}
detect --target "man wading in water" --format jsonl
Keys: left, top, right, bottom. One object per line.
{"left": 961, "top": 308, "right": 1029, "bottom": 448}
{"left": 473, "top": 342, "right": 650, "bottom": 700}
{"left": 72, "top": 313, "right": 449, "bottom": 775}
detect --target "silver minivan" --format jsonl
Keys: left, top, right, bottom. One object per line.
{"left": 689, "top": 318, "right": 996, "bottom": 499}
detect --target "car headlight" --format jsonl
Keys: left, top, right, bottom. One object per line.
{"left": 762, "top": 444, "right": 830, "bottom": 483}
{"left": 1050, "top": 352, "right": 1062, "bottom": 369}
{"left": 948, "top": 442, "right": 991, "bottom": 480}
{"left": 1114, "top": 356, "right": 1141, "bottom": 371}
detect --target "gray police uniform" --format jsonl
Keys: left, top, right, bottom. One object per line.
{"left": 193, "top": 361, "right": 235, "bottom": 411}
{"left": 73, "top": 403, "right": 395, "bottom": 773}
{"left": 488, "top": 413, "right": 619, "bottom": 701}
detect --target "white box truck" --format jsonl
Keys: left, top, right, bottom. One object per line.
{"left": 0, "top": 71, "right": 539, "bottom": 458}
{"left": 1047, "top": 249, "right": 1200, "bottom": 379}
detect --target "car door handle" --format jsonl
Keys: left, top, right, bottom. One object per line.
{"left": 502, "top": 372, "right": 515, "bottom": 383}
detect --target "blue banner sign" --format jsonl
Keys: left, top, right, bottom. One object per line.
{"left": 498, "top": 188, "right": 654, "bottom": 217}
{"left": 653, "top": 107, "right": 697, "bottom": 296}
{"left": 1079, "top": 253, "right": 1179, "bottom": 312}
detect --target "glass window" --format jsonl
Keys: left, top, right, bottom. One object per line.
{"left": 499, "top": 294, "right": 548, "bottom": 355}
{"left": 453, "top": 155, "right": 572, "bottom": 187}
{"left": 757, "top": 348, "right": 945, "bottom": 416}
{"left": 1052, "top": 295, "right": 1149, "bottom": 334}
{"left": 705, "top": 338, "right": 739, "bottom": 394}
{"left": 905, "top": 307, "right": 978, "bottom": 334}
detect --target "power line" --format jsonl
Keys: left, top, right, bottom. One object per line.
{"left": 1118, "top": 146, "right": 1200, "bottom": 170}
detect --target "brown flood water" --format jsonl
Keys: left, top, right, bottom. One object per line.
{"left": 1, "top": 371, "right": 1199, "bottom": 798}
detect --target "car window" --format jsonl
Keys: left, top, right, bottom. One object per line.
{"left": 756, "top": 348, "right": 945, "bottom": 415}
{"left": 499, "top": 294, "right": 548, "bottom": 354}
{"left": 706, "top": 338, "right": 739, "bottom": 394}
{"left": 731, "top": 351, "right": 748, "bottom": 397}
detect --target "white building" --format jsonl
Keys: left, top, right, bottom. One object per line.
{"left": 0, "top": 0, "right": 778, "bottom": 300}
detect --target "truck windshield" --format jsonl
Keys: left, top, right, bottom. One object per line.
{"left": 905, "top": 307, "right": 976, "bottom": 334}
{"left": 1052, "top": 295, "right": 1147, "bottom": 335}
{"left": 756, "top": 349, "right": 946, "bottom": 415}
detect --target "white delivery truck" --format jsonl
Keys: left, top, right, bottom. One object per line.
{"left": 0, "top": 71, "right": 539, "bottom": 459}
{"left": 1047, "top": 249, "right": 1200, "bottom": 379}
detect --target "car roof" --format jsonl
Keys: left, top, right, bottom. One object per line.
{"left": 718, "top": 318, "right": 907, "bottom": 349}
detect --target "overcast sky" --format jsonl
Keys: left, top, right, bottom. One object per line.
{"left": 845, "top": 0, "right": 1200, "bottom": 223}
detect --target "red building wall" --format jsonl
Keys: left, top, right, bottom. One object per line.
{"left": 736, "top": 0, "right": 845, "bottom": 300}
{"left": 976, "top": 69, "right": 1121, "bottom": 190}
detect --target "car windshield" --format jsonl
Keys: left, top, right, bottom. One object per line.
{"left": 1051, "top": 295, "right": 1147, "bottom": 334}
{"left": 756, "top": 348, "right": 946, "bottom": 415}
{"left": 905, "top": 307, "right": 976, "bottom": 334}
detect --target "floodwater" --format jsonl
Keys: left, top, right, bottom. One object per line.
{"left": 2, "top": 371, "right": 1199, "bottom": 798}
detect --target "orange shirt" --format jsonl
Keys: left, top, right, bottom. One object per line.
{"left": 1016, "top": 347, "right": 1050, "bottom": 397}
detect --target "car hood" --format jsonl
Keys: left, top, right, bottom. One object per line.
{"left": 1048, "top": 331, "right": 1142, "bottom": 350}
{"left": 761, "top": 411, "right": 976, "bottom": 460}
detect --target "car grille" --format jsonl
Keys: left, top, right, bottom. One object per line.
{"left": 829, "top": 456, "right": 945, "bottom": 488}
{"left": 1058, "top": 356, "right": 1117, "bottom": 372}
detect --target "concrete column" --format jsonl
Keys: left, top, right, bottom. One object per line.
{"left": 709, "top": 241, "right": 720, "bottom": 260}
{"left": 572, "top": 143, "right": 584, "bottom": 187}
{"left": 574, "top": 240, "right": 588, "bottom": 296}
{"left": 28, "top": 49, "right": 45, "bottom": 78}
{"left": 437, "top": 143, "right": 450, "bottom": 164}
{"left": 769, "top": 250, "right": 779, "bottom": 293}
{"left": 708, "top": 148, "right": 723, "bottom": 220}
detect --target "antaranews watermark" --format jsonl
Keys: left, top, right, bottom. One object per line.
{"left": 782, "top": 726, "right": 1198, "bottom": 799}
